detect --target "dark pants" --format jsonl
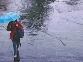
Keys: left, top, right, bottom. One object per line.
{"left": 12, "top": 40, "right": 20, "bottom": 57}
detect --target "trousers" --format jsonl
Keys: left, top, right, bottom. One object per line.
{"left": 12, "top": 40, "right": 20, "bottom": 57}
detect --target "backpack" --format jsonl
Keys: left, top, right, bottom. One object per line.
{"left": 18, "top": 28, "right": 24, "bottom": 38}
{"left": 16, "top": 21, "right": 24, "bottom": 38}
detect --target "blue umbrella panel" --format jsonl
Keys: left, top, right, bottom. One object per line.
{"left": 0, "top": 12, "right": 20, "bottom": 23}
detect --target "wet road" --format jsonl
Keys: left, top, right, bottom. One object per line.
{"left": 0, "top": 0, "right": 83, "bottom": 62}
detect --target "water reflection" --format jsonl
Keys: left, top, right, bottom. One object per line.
{"left": 14, "top": 57, "right": 20, "bottom": 62}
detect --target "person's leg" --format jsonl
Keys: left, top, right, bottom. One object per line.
{"left": 13, "top": 41, "right": 17, "bottom": 57}
{"left": 17, "top": 41, "right": 20, "bottom": 48}
{"left": 17, "top": 41, "right": 20, "bottom": 57}
{"left": 17, "top": 50, "right": 19, "bottom": 57}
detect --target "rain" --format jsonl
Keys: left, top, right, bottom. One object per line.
{"left": 0, "top": 0, "right": 83, "bottom": 62}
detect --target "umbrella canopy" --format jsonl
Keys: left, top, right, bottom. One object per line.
{"left": 0, "top": 12, "right": 20, "bottom": 23}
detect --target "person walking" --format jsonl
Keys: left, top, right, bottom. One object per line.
{"left": 6, "top": 19, "right": 24, "bottom": 58}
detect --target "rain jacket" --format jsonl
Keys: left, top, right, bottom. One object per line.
{"left": 7, "top": 21, "right": 24, "bottom": 41}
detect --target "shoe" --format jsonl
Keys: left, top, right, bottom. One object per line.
{"left": 14, "top": 55, "right": 17, "bottom": 58}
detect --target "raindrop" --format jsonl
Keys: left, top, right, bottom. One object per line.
{"left": 67, "top": 23, "right": 68, "bottom": 24}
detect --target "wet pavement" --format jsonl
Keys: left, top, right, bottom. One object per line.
{"left": 0, "top": 0, "right": 83, "bottom": 62}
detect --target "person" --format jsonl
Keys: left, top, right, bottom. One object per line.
{"left": 6, "top": 19, "right": 24, "bottom": 58}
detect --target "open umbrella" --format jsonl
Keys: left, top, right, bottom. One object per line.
{"left": 0, "top": 12, "right": 20, "bottom": 23}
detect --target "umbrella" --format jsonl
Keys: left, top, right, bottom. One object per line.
{"left": 0, "top": 12, "right": 20, "bottom": 23}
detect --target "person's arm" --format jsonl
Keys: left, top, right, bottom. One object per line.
{"left": 16, "top": 22, "right": 24, "bottom": 30}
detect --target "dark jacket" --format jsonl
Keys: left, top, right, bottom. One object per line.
{"left": 7, "top": 21, "right": 24, "bottom": 41}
